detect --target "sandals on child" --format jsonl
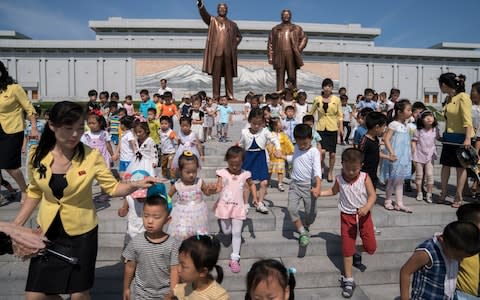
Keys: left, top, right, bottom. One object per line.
{"left": 394, "top": 204, "right": 412, "bottom": 213}
{"left": 451, "top": 200, "right": 463, "bottom": 208}
{"left": 384, "top": 199, "right": 395, "bottom": 211}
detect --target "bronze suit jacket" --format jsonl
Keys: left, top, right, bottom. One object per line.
{"left": 268, "top": 23, "right": 308, "bottom": 70}
{"left": 199, "top": 6, "right": 242, "bottom": 77}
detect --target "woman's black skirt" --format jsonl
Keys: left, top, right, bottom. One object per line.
{"left": 26, "top": 214, "right": 98, "bottom": 294}
{"left": 0, "top": 125, "right": 23, "bottom": 169}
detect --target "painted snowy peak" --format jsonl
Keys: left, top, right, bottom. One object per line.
{"left": 136, "top": 64, "right": 333, "bottom": 97}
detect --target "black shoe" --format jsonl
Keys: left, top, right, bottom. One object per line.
{"left": 404, "top": 180, "right": 413, "bottom": 192}
{"left": 353, "top": 252, "right": 362, "bottom": 268}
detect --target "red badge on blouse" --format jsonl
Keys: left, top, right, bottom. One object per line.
{"left": 78, "top": 170, "right": 86, "bottom": 176}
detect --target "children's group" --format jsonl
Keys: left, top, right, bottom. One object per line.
{"left": 21, "top": 73, "right": 480, "bottom": 299}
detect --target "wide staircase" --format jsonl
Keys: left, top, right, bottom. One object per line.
{"left": 0, "top": 119, "right": 458, "bottom": 299}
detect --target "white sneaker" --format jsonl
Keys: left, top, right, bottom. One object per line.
{"left": 416, "top": 192, "right": 423, "bottom": 201}
{"left": 256, "top": 202, "right": 269, "bottom": 214}
{"left": 426, "top": 193, "right": 433, "bottom": 203}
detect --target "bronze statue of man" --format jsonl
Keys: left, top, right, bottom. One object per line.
{"left": 268, "top": 9, "right": 308, "bottom": 91}
{"left": 197, "top": 0, "right": 242, "bottom": 100}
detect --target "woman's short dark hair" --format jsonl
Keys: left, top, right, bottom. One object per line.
{"left": 0, "top": 61, "right": 15, "bottom": 92}
{"left": 439, "top": 72, "right": 466, "bottom": 93}
{"left": 322, "top": 78, "right": 334, "bottom": 88}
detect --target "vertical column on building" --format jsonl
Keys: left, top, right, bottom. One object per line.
{"left": 68, "top": 57, "right": 75, "bottom": 97}
{"left": 417, "top": 64, "right": 423, "bottom": 102}
{"left": 126, "top": 57, "right": 134, "bottom": 96}
{"left": 98, "top": 57, "right": 104, "bottom": 91}
{"left": 393, "top": 63, "right": 399, "bottom": 88}
{"left": 8, "top": 57, "right": 17, "bottom": 79}
{"left": 40, "top": 58, "right": 47, "bottom": 99}
{"left": 339, "top": 61, "right": 347, "bottom": 93}
{"left": 368, "top": 62, "right": 374, "bottom": 88}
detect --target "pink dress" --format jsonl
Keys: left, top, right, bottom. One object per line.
{"left": 81, "top": 130, "right": 111, "bottom": 167}
{"left": 213, "top": 169, "right": 251, "bottom": 220}
{"left": 170, "top": 178, "right": 209, "bottom": 239}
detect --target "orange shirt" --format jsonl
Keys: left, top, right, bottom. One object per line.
{"left": 161, "top": 104, "right": 178, "bottom": 117}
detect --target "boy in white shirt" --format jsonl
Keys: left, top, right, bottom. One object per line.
{"left": 287, "top": 124, "right": 322, "bottom": 247}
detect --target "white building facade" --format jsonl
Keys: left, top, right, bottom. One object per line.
{"left": 0, "top": 17, "right": 479, "bottom": 106}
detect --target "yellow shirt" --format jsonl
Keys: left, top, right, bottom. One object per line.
{"left": 0, "top": 84, "right": 36, "bottom": 134}
{"left": 309, "top": 95, "right": 343, "bottom": 132}
{"left": 147, "top": 119, "right": 161, "bottom": 145}
{"left": 444, "top": 92, "right": 474, "bottom": 136}
{"left": 156, "top": 102, "right": 163, "bottom": 118}
{"left": 174, "top": 281, "right": 229, "bottom": 300}
{"left": 27, "top": 145, "right": 120, "bottom": 236}
{"left": 457, "top": 254, "right": 480, "bottom": 296}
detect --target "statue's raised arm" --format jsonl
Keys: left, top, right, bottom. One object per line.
{"left": 197, "top": 1, "right": 242, "bottom": 100}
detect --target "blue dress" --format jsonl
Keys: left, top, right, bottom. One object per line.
{"left": 380, "top": 122, "right": 412, "bottom": 182}
{"left": 242, "top": 138, "right": 269, "bottom": 181}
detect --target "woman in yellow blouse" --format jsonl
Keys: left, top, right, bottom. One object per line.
{"left": 13, "top": 101, "right": 158, "bottom": 300}
{"left": 439, "top": 73, "right": 474, "bottom": 207}
{"left": 308, "top": 78, "right": 343, "bottom": 182}
{"left": 0, "top": 61, "right": 38, "bottom": 202}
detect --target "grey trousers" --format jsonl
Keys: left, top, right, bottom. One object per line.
{"left": 287, "top": 180, "right": 318, "bottom": 226}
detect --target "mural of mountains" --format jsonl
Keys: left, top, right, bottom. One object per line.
{"left": 136, "top": 64, "right": 335, "bottom": 99}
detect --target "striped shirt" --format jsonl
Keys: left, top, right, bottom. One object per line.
{"left": 337, "top": 172, "right": 368, "bottom": 214}
{"left": 123, "top": 233, "right": 180, "bottom": 299}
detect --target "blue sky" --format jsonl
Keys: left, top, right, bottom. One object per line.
{"left": 0, "top": 0, "right": 478, "bottom": 48}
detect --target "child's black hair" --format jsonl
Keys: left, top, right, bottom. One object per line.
{"left": 179, "top": 116, "right": 192, "bottom": 126}
{"left": 245, "top": 259, "right": 295, "bottom": 300}
{"left": 159, "top": 115, "right": 172, "bottom": 124}
{"left": 225, "top": 145, "right": 245, "bottom": 161}
{"left": 248, "top": 108, "right": 264, "bottom": 122}
{"left": 416, "top": 110, "right": 438, "bottom": 130}
{"left": 99, "top": 91, "right": 109, "bottom": 99}
{"left": 388, "top": 88, "right": 400, "bottom": 99}
{"left": 270, "top": 93, "right": 280, "bottom": 100}
{"left": 134, "top": 121, "right": 150, "bottom": 135}
{"left": 109, "top": 101, "right": 118, "bottom": 110}
{"left": 125, "top": 95, "right": 132, "bottom": 100}
{"left": 163, "top": 91, "right": 173, "bottom": 98}
{"left": 179, "top": 235, "right": 223, "bottom": 283}
{"left": 153, "top": 93, "right": 161, "bottom": 98}
{"left": 365, "top": 112, "right": 387, "bottom": 130}
{"left": 341, "top": 148, "right": 364, "bottom": 163}
{"left": 284, "top": 105, "right": 295, "bottom": 112}
{"left": 387, "top": 99, "right": 411, "bottom": 123}
{"left": 147, "top": 107, "right": 157, "bottom": 115}
{"left": 443, "top": 221, "right": 480, "bottom": 256}
{"left": 120, "top": 115, "right": 136, "bottom": 130}
{"left": 117, "top": 108, "right": 127, "bottom": 116}
{"left": 140, "top": 89, "right": 149, "bottom": 96}
{"left": 178, "top": 151, "right": 199, "bottom": 170}
{"left": 412, "top": 101, "right": 426, "bottom": 112}
{"left": 364, "top": 88, "right": 374, "bottom": 95}
{"left": 86, "top": 112, "right": 107, "bottom": 130}
{"left": 110, "top": 91, "right": 119, "bottom": 100}
{"left": 160, "top": 116, "right": 172, "bottom": 124}
{"left": 293, "top": 124, "right": 312, "bottom": 140}
{"left": 359, "top": 107, "right": 374, "bottom": 118}
{"left": 302, "top": 114, "right": 315, "bottom": 124}
{"left": 88, "top": 89, "right": 98, "bottom": 97}
{"left": 145, "top": 194, "right": 171, "bottom": 216}
{"left": 340, "top": 94, "right": 348, "bottom": 102}
{"left": 456, "top": 203, "right": 480, "bottom": 225}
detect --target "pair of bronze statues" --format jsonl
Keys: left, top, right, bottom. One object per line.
{"left": 197, "top": 0, "right": 308, "bottom": 100}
